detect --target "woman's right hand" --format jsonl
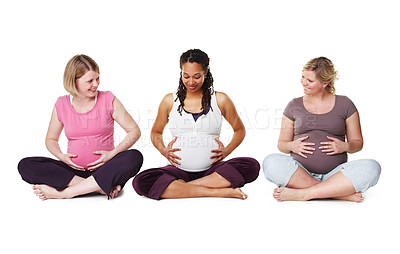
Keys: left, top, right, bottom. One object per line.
{"left": 290, "top": 136, "right": 315, "bottom": 158}
{"left": 162, "top": 137, "right": 181, "bottom": 167}
{"left": 60, "top": 153, "right": 85, "bottom": 171}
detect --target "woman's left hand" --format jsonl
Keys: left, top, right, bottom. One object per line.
{"left": 319, "top": 136, "right": 348, "bottom": 155}
{"left": 210, "top": 138, "right": 228, "bottom": 165}
{"left": 87, "top": 151, "right": 115, "bottom": 171}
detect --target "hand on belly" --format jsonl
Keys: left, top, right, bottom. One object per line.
{"left": 86, "top": 150, "right": 115, "bottom": 171}
{"left": 319, "top": 136, "right": 348, "bottom": 155}
{"left": 292, "top": 133, "right": 348, "bottom": 174}
{"left": 173, "top": 135, "right": 219, "bottom": 172}
{"left": 291, "top": 136, "right": 316, "bottom": 158}
{"left": 163, "top": 137, "right": 182, "bottom": 168}
{"left": 210, "top": 138, "right": 227, "bottom": 165}
{"left": 71, "top": 152, "right": 101, "bottom": 170}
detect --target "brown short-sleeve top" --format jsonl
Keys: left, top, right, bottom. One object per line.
{"left": 283, "top": 95, "right": 357, "bottom": 174}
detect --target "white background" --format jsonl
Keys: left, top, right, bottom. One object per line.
{"left": 1, "top": 0, "right": 398, "bottom": 253}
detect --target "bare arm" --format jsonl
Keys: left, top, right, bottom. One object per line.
{"left": 45, "top": 106, "right": 65, "bottom": 159}
{"left": 277, "top": 115, "right": 295, "bottom": 154}
{"left": 277, "top": 115, "right": 315, "bottom": 158}
{"left": 87, "top": 97, "right": 141, "bottom": 170}
{"left": 45, "top": 106, "right": 84, "bottom": 170}
{"left": 211, "top": 92, "right": 245, "bottom": 163}
{"left": 344, "top": 111, "right": 363, "bottom": 153}
{"left": 151, "top": 94, "right": 173, "bottom": 154}
{"left": 111, "top": 97, "right": 141, "bottom": 154}
{"left": 150, "top": 94, "right": 181, "bottom": 166}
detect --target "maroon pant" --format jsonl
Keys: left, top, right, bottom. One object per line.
{"left": 18, "top": 149, "right": 143, "bottom": 196}
{"left": 132, "top": 157, "right": 260, "bottom": 200}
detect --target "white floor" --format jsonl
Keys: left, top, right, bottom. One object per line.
{"left": 3, "top": 151, "right": 397, "bottom": 254}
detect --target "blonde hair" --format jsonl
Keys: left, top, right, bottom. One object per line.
{"left": 303, "top": 57, "right": 338, "bottom": 94}
{"left": 63, "top": 54, "right": 99, "bottom": 97}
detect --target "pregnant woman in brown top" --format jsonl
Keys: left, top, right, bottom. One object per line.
{"left": 263, "top": 57, "right": 381, "bottom": 202}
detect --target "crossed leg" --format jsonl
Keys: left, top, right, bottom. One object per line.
{"left": 160, "top": 172, "right": 247, "bottom": 200}
{"left": 273, "top": 166, "right": 363, "bottom": 202}
{"left": 33, "top": 176, "right": 121, "bottom": 200}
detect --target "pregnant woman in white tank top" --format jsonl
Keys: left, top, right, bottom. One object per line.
{"left": 169, "top": 90, "right": 222, "bottom": 172}
{"left": 132, "top": 49, "right": 260, "bottom": 200}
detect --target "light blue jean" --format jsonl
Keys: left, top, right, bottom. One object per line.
{"left": 262, "top": 153, "right": 381, "bottom": 193}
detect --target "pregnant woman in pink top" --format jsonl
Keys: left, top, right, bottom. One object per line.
{"left": 18, "top": 55, "right": 143, "bottom": 200}
{"left": 263, "top": 57, "right": 381, "bottom": 202}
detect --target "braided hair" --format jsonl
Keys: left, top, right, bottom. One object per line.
{"left": 176, "top": 49, "right": 214, "bottom": 115}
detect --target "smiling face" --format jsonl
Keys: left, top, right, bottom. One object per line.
{"left": 75, "top": 70, "right": 100, "bottom": 98}
{"left": 301, "top": 70, "right": 329, "bottom": 95}
{"left": 181, "top": 62, "right": 206, "bottom": 93}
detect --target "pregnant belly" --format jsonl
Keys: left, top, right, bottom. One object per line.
{"left": 292, "top": 131, "right": 347, "bottom": 174}
{"left": 173, "top": 135, "right": 219, "bottom": 172}
{"left": 70, "top": 152, "right": 101, "bottom": 169}
{"left": 68, "top": 140, "right": 114, "bottom": 169}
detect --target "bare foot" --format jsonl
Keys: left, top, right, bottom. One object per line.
{"left": 273, "top": 187, "right": 307, "bottom": 202}
{"left": 273, "top": 187, "right": 364, "bottom": 202}
{"left": 33, "top": 185, "right": 69, "bottom": 200}
{"left": 108, "top": 185, "right": 122, "bottom": 199}
{"left": 231, "top": 188, "right": 248, "bottom": 200}
{"left": 334, "top": 192, "right": 364, "bottom": 202}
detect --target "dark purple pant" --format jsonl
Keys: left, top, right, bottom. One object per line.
{"left": 132, "top": 157, "right": 260, "bottom": 200}
{"left": 18, "top": 149, "right": 143, "bottom": 196}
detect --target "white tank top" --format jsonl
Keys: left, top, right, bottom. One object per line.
{"left": 169, "top": 91, "right": 222, "bottom": 172}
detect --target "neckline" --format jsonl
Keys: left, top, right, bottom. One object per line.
{"left": 183, "top": 105, "right": 211, "bottom": 122}
{"left": 301, "top": 95, "right": 337, "bottom": 115}
{"left": 69, "top": 92, "right": 99, "bottom": 115}
{"left": 173, "top": 91, "right": 221, "bottom": 121}
{"left": 183, "top": 105, "right": 211, "bottom": 115}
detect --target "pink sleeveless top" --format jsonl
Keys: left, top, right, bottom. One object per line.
{"left": 55, "top": 91, "right": 115, "bottom": 168}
